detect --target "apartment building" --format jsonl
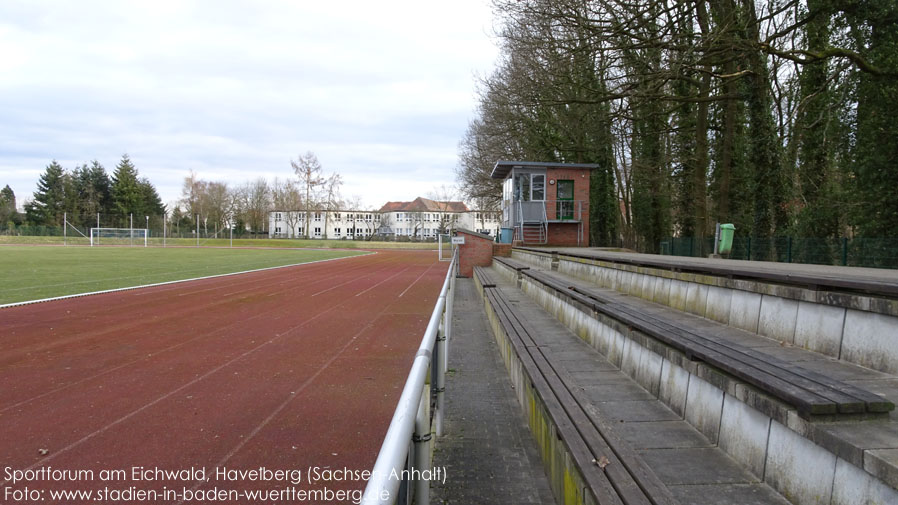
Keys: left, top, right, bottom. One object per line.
{"left": 269, "top": 197, "right": 501, "bottom": 240}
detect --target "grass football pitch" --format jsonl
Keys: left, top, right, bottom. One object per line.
{"left": 0, "top": 245, "right": 368, "bottom": 304}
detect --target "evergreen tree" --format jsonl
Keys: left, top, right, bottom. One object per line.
{"left": 70, "top": 161, "right": 112, "bottom": 228}
{"left": 110, "top": 155, "right": 144, "bottom": 220}
{"left": 139, "top": 178, "right": 165, "bottom": 216}
{"left": 0, "top": 185, "right": 18, "bottom": 225}
{"left": 25, "top": 160, "right": 68, "bottom": 226}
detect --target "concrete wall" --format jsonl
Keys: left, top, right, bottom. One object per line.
{"left": 510, "top": 249, "right": 898, "bottom": 375}
{"left": 492, "top": 260, "right": 898, "bottom": 505}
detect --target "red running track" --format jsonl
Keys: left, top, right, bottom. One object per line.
{"left": 0, "top": 250, "right": 447, "bottom": 504}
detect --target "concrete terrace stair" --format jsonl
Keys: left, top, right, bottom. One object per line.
{"left": 487, "top": 248, "right": 898, "bottom": 505}
{"left": 475, "top": 268, "right": 791, "bottom": 505}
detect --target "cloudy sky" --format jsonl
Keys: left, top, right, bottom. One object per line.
{"left": 0, "top": 1, "right": 498, "bottom": 210}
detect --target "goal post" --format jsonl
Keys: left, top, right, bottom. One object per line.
{"left": 438, "top": 233, "right": 453, "bottom": 261}
{"left": 90, "top": 228, "right": 149, "bottom": 247}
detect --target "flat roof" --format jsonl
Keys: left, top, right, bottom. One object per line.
{"left": 491, "top": 160, "right": 600, "bottom": 179}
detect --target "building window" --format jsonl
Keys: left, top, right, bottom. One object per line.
{"left": 314, "top": 212, "right": 322, "bottom": 222}
{"left": 515, "top": 173, "right": 546, "bottom": 201}
{"left": 276, "top": 212, "right": 282, "bottom": 220}
{"left": 275, "top": 226, "right": 282, "bottom": 234}
{"left": 532, "top": 174, "right": 545, "bottom": 200}
{"left": 314, "top": 227, "right": 321, "bottom": 237}
{"left": 334, "top": 228, "right": 341, "bottom": 236}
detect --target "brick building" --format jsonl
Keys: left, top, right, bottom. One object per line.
{"left": 492, "top": 160, "right": 596, "bottom": 246}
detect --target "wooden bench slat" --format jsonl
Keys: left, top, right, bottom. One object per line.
{"left": 494, "top": 256, "right": 530, "bottom": 271}
{"left": 489, "top": 286, "right": 675, "bottom": 505}
{"left": 528, "top": 268, "right": 894, "bottom": 414}
{"left": 473, "top": 266, "right": 496, "bottom": 288}
{"left": 486, "top": 290, "right": 628, "bottom": 505}
{"left": 521, "top": 269, "right": 854, "bottom": 415}
{"left": 582, "top": 288, "right": 882, "bottom": 413}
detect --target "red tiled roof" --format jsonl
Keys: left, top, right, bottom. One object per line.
{"left": 378, "top": 197, "right": 469, "bottom": 213}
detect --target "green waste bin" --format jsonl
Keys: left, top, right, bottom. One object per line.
{"left": 718, "top": 224, "right": 735, "bottom": 255}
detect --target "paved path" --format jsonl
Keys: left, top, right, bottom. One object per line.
{"left": 431, "top": 278, "right": 556, "bottom": 505}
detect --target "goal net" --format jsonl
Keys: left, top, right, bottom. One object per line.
{"left": 438, "top": 233, "right": 453, "bottom": 261}
{"left": 90, "top": 228, "right": 149, "bottom": 247}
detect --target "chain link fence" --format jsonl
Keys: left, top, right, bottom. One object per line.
{"left": 0, "top": 213, "right": 264, "bottom": 246}
{"left": 659, "top": 236, "right": 898, "bottom": 269}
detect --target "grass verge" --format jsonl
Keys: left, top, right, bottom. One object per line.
{"left": 0, "top": 235, "right": 440, "bottom": 250}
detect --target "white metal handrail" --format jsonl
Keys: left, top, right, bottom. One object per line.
{"left": 361, "top": 247, "right": 457, "bottom": 505}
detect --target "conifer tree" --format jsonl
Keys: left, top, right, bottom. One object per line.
{"left": 25, "top": 160, "right": 67, "bottom": 225}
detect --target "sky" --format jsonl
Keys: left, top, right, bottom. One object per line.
{"left": 0, "top": 0, "right": 499, "bottom": 211}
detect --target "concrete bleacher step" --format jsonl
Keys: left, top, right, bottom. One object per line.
{"left": 476, "top": 267, "right": 792, "bottom": 505}
{"left": 495, "top": 251, "right": 898, "bottom": 505}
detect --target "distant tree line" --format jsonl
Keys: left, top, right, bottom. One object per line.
{"left": 458, "top": 0, "right": 898, "bottom": 253}
{"left": 3, "top": 155, "right": 164, "bottom": 230}
{"left": 172, "top": 151, "right": 354, "bottom": 239}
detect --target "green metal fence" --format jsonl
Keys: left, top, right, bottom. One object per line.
{"left": 659, "top": 237, "right": 898, "bottom": 269}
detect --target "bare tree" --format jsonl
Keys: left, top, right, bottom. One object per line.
{"left": 321, "top": 173, "right": 343, "bottom": 239}
{"left": 427, "top": 184, "right": 462, "bottom": 234}
{"left": 291, "top": 152, "right": 325, "bottom": 238}
{"left": 204, "top": 181, "right": 230, "bottom": 236}
{"left": 238, "top": 178, "right": 271, "bottom": 236}
{"left": 271, "top": 177, "right": 304, "bottom": 238}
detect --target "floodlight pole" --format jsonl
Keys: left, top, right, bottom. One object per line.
{"left": 64, "top": 212, "right": 67, "bottom": 246}
{"left": 196, "top": 214, "right": 199, "bottom": 248}
{"left": 163, "top": 211, "right": 166, "bottom": 248}
{"left": 97, "top": 213, "right": 100, "bottom": 246}
{"left": 146, "top": 216, "right": 149, "bottom": 248}
{"left": 130, "top": 213, "right": 133, "bottom": 247}
{"left": 230, "top": 215, "right": 233, "bottom": 248}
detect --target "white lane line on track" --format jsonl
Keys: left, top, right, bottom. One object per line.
{"left": 310, "top": 262, "right": 393, "bottom": 297}
{"left": 0, "top": 252, "right": 374, "bottom": 310}
{"left": 176, "top": 268, "right": 416, "bottom": 501}
{"left": 354, "top": 266, "right": 410, "bottom": 297}
{"left": 3, "top": 254, "right": 401, "bottom": 412}
{"left": 0, "top": 280, "right": 356, "bottom": 486}
{"left": 176, "top": 328, "right": 368, "bottom": 503}
{"left": 398, "top": 262, "right": 441, "bottom": 298}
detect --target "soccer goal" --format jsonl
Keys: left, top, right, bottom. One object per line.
{"left": 438, "top": 233, "right": 453, "bottom": 261}
{"left": 90, "top": 228, "right": 149, "bottom": 247}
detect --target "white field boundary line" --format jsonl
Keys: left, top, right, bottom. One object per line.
{"left": 0, "top": 251, "right": 376, "bottom": 310}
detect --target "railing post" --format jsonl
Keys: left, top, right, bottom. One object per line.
{"left": 842, "top": 237, "right": 848, "bottom": 266}
{"left": 444, "top": 271, "right": 455, "bottom": 373}
{"left": 435, "top": 325, "right": 446, "bottom": 437}
{"left": 413, "top": 392, "right": 432, "bottom": 505}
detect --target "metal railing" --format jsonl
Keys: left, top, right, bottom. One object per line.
{"left": 553, "top": 200, "right": 585, "bottom": 222}
{"left": 361, "top": 247, "right": 457, "bottom": 505}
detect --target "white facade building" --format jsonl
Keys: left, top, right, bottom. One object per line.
{"left": 269, "top": 197, "right": 501, "bottom": 240}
